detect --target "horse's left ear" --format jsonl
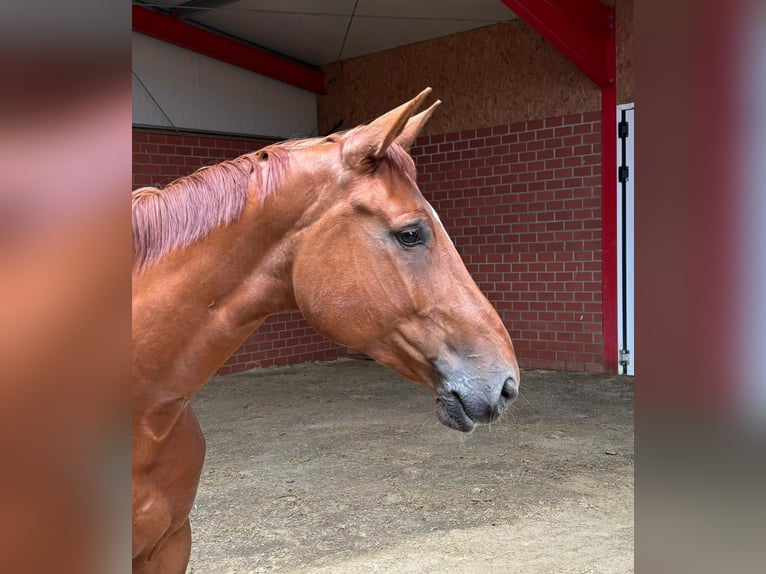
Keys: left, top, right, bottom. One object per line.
{"left": 342, "top": 87, "right": 433, "bottom": 169}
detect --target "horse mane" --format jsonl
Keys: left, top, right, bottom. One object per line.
{"left": 131, "top": 146, "right": 286, "bottom": 273}
{"left": 131, "top": 134, "right": 416, "bottom": 273}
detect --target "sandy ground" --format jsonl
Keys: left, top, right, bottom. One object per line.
{"left": 187, "top": 359, "right": 634, "bottom": 574}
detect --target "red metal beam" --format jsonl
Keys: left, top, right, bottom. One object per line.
{"left": 601, "top": 86, "right": 618, "bottom": 373}
{"left": 600, "top": 0, "right": 618, "bottom": 373}
{"left": 132, "top": 5, "right": 326, "bottom": 94}
{"left": 500, "top": 0, "right": 615, "bottom": 88}
{"left": 501, "top": 0, "right": 618, "bottom": 371}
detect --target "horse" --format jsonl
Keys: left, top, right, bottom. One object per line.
{"left": 131, "top": 88, "right": 520, "bottom": 573}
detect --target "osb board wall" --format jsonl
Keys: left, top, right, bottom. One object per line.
{"left": 318, "top": 0, "right": 634, "bottom": 136}
{"left": 616, "top": 0, "right": 634, "bottom": 104}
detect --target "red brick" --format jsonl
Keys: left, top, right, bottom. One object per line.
{"left": 544, "top": 137, "right": 564, "bottom": 150}
{"left": 563, "top": 114, "right": 583, "bottom": 125}
{"left": 535, "top": 149, "right": 554, "bottom": 161}
{"left": 160, "top": 165, "right": 180, "bottom": 175}
{"left": 476, "top": 127, "right": 493, "bottom": 138}
{"left": 583, "top": 111, "right": 601, "bottom": 122}
{"left": 133, "top": 174, "right": 152, "bottom": 186}
{"left": 536, "top": 128, "right": 554, "bottom": 140}
{"left": 583, "top": 133, "right": 601, "bottom": 145}
{"left": 545, "top": 116, "right": 564, "bottom": 128}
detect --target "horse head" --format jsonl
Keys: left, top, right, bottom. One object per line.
{"left": 290, "top": 89, "right": 519, "bottom": 432}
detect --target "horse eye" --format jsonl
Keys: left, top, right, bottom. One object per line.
{"left": 396, "top": 229, "right": 422, "bottom": 247}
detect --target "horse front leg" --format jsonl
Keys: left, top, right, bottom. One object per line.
{"left": 133, "top": 404, "right": 206, "bottom": 574}
{"left": 132, "top": 519, "right": 192, "bottom": 574}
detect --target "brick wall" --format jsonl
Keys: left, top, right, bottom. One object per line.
{"left": 214, "top": 312, "right": 344, "bottom": 375}
{"left": 132, "top": 128, "right": 273, "bottom": 188}
{"left": 410, "top": 112, "right": 606, "bottom": 372}
{"left": 133, "top": 112, "right": 608, "bottom": 375}
{"left": 132, "top": 128, "right": 346, "bottom": 375}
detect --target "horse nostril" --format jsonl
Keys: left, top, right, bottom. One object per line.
{"left": 500, "top": 378, "right": 518, "bottom": 404}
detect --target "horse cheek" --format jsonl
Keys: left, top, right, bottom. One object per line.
{"left": 292, "top": 255, "right": 365, "bottom": 347}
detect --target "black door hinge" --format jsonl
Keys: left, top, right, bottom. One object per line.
{"left": 618, "top": 120, "right": 629, "bottom": 139}
{"left": 619, "top": 166, "right": 630, "bottom": 183}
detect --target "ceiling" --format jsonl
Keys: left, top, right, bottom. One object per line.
{"left": 135, "top": 0, "right": 518, "bottom": 66}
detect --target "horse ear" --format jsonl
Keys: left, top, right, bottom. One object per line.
{"left": 342, "top": 87, "right": 432, "bottom": 169}
{"left": 394, "top": 100, "right": 441, "bottom": 151}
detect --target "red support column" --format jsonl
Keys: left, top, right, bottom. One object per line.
{"left": 601, "top": 85, "right": 618, "bottom": 372}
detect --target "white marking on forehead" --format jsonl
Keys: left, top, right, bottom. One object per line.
{"left": 429, "top": 202, "right": 453, "bottom": 244}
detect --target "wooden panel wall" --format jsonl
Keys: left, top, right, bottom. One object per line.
{"left": 318, "top": 0, "right": 634, "bottom": 136}
{"left": 617, "top": 0, "right": 634, "bottom": 103}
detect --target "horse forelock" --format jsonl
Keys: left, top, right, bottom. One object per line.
{"left": 336, "top": 125, "right": 418, "bottom": 183}
{"left": 383, "top": 143, "right": 418, "bottom": 183}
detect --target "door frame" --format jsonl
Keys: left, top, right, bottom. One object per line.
{"left": 617, "top": 103, "right": 635, "bottom": 376}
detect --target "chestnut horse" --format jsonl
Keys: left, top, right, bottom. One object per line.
{"left": 132, "top": 88, "right": 519, "bottom": 573}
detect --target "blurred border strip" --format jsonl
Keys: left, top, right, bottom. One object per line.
{"left": 0, "top": 2, "right": 131, "bottom": 573}
{"left": 636, "top": 1, "right": 766, "bottom": 573}
{"left": 739, "top": 0, "right": 766, "bottom": 428}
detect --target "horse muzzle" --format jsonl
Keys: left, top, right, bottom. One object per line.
{"left": 434, "top": 369, "right": 519, "bottom": 432}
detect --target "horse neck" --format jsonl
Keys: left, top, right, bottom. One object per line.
{"left": 132, "top": 162, "right": 322, "bottom": 401}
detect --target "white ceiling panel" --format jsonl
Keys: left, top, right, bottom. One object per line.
{"left": 136, "top": 0, "right": 516, "bottom": 65}
{"left": 221, "top": 0, "right": 356, "bottom": 15}
{"left": 355, "top": 0, "right": 515, "bottom": 21}
{"left": 140, "top": 0, "right": 187, "bottom": 7}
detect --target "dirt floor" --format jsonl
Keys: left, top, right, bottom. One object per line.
{"left": 187, "top": 359, "right": 634, "bottom": 574}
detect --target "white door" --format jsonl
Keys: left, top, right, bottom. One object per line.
{"left": 617, "top": 105, "right": 635, "bottom": 376}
